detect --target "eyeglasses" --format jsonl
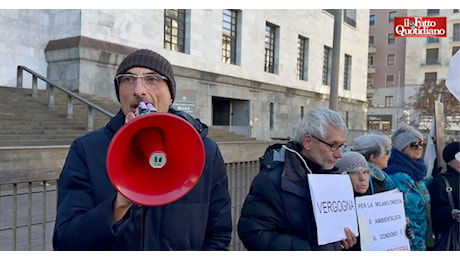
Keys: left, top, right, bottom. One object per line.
{"left": 115, "top": 73, "right": 167, "bottom": 88}
{"left": 409, "top": 141, "right": 423, "bottom": 150}
{"left": 348, "top": 167, "right": 371, "bottom": 175}
{"left": 311, "top": 135, "right": 346, "bottom": 151}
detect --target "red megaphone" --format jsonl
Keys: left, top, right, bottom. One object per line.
{"left": 106, "top": 112, "right": 205, "bottom": 206}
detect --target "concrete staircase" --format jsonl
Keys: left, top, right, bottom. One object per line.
{"left": 0, "top": 86, "right": 261, "bottom": 174}
{"left": 0, "top": 86, "right": 117, "bottom": 147}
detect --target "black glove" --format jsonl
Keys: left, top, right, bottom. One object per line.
{"left": 405, "top": 223, "right": 414, "bottom": 240}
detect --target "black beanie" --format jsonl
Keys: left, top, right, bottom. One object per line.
{"left": 442, "top": 141, "right": 460, "bottom": 163}
{"left": 114, "top": 49, "right": 176, "bottom": 102}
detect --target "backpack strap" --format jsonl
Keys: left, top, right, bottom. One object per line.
{"left": 440, "top": 175, "right": 455, "bottom": 209}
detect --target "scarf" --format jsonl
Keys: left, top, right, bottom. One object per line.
{"left": 384, "top": 148, "right": 427, "bottom": 181}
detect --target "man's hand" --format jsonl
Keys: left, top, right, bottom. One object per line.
{"left": 125, "top": 111, "right": 136, "bottom": 123}
{"left": 114, "top": 101, "right": 156, "bottom": 223}
{"left": 113, "top": 192, "right": 133, "bottom": 223}
{"left": 340, "top": 227, "right": 357, "bottom": 249}
{"left": 125, "top": 102, "right": 156, "bottom": 123}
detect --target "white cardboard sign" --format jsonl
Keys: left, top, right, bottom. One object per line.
{"left": 355, "top": 190, "right": 411, "bottom": 251}
{"left": 307, "top": 174, "right": 359, "bottom": 245}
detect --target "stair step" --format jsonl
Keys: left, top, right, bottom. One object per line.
{"left": 0, "top": 85, "right": 256, "bottom": 147}
{"left": 0, "top": 139, "right": 74, "bottom": 147}
{"left": 0, "top": 129, "right": 89, "bottom": 135}
{"left": 0, "top": 134, "right": 84, "bottom": 140}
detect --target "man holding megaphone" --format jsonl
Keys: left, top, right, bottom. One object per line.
{"left": 53, "top": 49, "right": 232, "bottom": 250}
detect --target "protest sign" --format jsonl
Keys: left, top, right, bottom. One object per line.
{"left": 355, "top": 191, "right": 410, "bottom": 251}
{"left": 308, "top": 174, "right": 358, "bottom": 245}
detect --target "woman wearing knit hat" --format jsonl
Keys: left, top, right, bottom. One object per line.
{"left": 335, "top": 151, "right": 372, "bottom": 196}
{"left": 53, "top": 49, "right": 232, "bottom": 250}
{"left": 428, "top": 141, "right": 460, "bottom": 250}
{"left": 384, "top": 125, "right": 435, "bottom": 251}
{"left": 335, "top": 151, "right": 373, "bottom": 251}
{"left": 336, "top": 151, "right": 414, "bottom": 250}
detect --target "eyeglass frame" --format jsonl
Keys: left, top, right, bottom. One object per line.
{"left": 347, "top": 168, "right": 371, "bottom": 175}
{"left": 115, "top": 73, "right": 168, "bottom": 88}
{"left": 310, "top": 135, "right": 346, "bottom": 151}
{"left": 409, "top": 141, "right": 424, "bottom": 150}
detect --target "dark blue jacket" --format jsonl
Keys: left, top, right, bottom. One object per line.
{"left": 53, "top": 109, "right": 232, "bottom": 250}
{"left": 237, "top": 142, "right": 343, "bottom": 250}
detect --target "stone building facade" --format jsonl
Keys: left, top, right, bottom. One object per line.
{"left": 0, "top": 9, "right": 370, "bottom": 142}
{"left": 367, "top": 9, "right": 460, "bottom": 140}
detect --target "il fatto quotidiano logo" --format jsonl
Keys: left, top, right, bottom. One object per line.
{"left": 394, "top": 17, "right": 447, "bottom": 37}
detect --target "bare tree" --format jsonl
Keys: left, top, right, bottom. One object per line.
{"left": 407, "top": 79, "right": 460, "bottom": 129}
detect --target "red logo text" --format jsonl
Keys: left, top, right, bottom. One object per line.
{"left": 394, "top": 17, "right": 447, "bottom": 37}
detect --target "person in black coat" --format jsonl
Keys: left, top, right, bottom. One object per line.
{"left": 52, "top": 49, "right": 232, "bottom": 250}
{"left": 237, "top": 108, "right": 357, "bottom": 250}
{"left": 428, "top": 141, "right": 460, "bottom": 250}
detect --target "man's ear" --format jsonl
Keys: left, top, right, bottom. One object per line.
{"left": 302, "top": 135, "right": 312, "bottom": 151}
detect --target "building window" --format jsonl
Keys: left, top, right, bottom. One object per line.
{"left": 344, "top": 9, "right": 356, "bottom": 27}
{"left": 386, "top": 75, "right": 395, "bottom": 86}
{"left": 454, "top": 9, "right": 459, "bottom": 13}
{"left": 387, "top": 54, "right": 395, "bottom": 66}
{"left": 322, "top": 46, "right": 332, "bottom": 86}
{"left": 369, "top": 36, "right": 375, "bottom": 46}
{"left": 164, "top": 9, "right": 186, "bottom": 53}
{"left": 388, "top": 33, "right": 395, "bottom": 44}
{"left": 427, "top": 38, "right": 440, "bottom": 44}
{"left": 345, "top": 111, "right": 349, "bottom": 128}
{"left": 388, "top": 11, "right": 396, "bottom": 23}
{"left": 297, "top": 35, "right": 309, "bottom": 81}
{"left": 344, "top": 54, "right": 352, "bottom": 90}
{"left": 264, "top": 22, "right": 278, "bottom": 73}
{"left": 368, "top": 56, "right": 375, "bottom": 67}
{"left": 222, "top": 9, "right": 239, "bottom": 65}
{"left": 385, "top": 96, "right": 394, "bottom": 107}
{"left": 427, "top": 9, "right": 440, "bottom": 16}
{"left": 269, "top": 102, "right": 274, "bottom": 130}
{"left": 424, "top": 72, "right": 437, "bottom": 86}
{"left": 367, "top": 75, "right": 374, "bottom": 88}
{"left": 454, "top": 23, "right": 460, "bottom": 42}
{"left": 426, "top": 48, "right": 439, "bottom": 65}
{"left": 300, "top": 106, "right": 304, "bottom": 120}
{"left": 453, "top": 46, "right": 460, "bottom": 56}
{"left": 369, "top": 15, "right": 375, "bottom": 26}
{"left": 368, "top": 115, "right": 392, "bottom": 132}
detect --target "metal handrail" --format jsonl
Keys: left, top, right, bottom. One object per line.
{"left": 0, "top": 161, "right": 259, "bottom": 250}
{"left": 16, "top": 65, "right": 115, "bottom": 131}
